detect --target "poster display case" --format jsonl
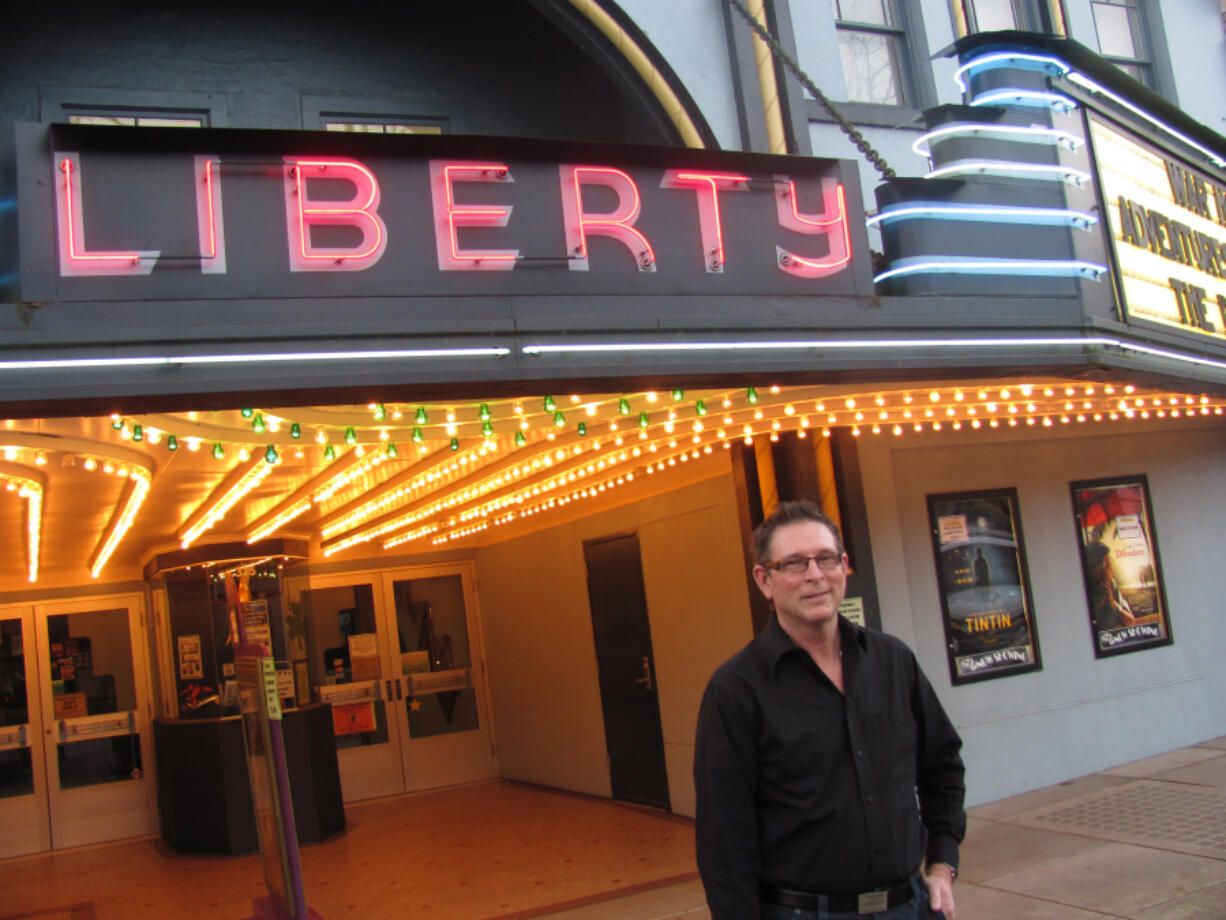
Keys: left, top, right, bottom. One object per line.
{"left": 1070, "top": 475, "right": 1173, "bottom": 658}
{"left": 926, "top": 488, "right": 1043, "bottom": 685}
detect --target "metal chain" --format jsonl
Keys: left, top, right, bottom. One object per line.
{"left": 725, "top": 0, "right": 896, "bottom": 180}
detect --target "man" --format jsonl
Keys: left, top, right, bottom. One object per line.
{"left": 694, "top": 501, "right": 966, "bottom": 919}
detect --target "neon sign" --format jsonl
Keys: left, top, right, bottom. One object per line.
{"left": 49, "top": 148, "right": 856, "bottom": 287}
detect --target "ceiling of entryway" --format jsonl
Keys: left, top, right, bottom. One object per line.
{"left": 2, "top": 375, "right": 1223, "bottom": 592}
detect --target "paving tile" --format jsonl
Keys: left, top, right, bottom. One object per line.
{"left": 1006, "top": 779, "right": 1226, "bottom": 860}
{"left": 1151, "top": 754, "right": 1226, "bottom": 789}
{"left": 1101, "top": 749, "right": 1226, "bottom": 779}
{"left": 960, "top": 817, "right": 1109, "bottom": 885}
{"left": 968, "top": 773, "right": 1132, "bottom": 821}
{"left": 1129, "top": 880, "right": 1226, "bottom": 920}
{"left": 954, "top": 882, "right": 1119, "bottom": 920}
{"left": 988, "top": 842, "right": 1226, "bottom": 916}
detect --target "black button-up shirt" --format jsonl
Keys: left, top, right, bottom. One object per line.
{"left": 694, "top": 615, "right": 966, "bottom": 920}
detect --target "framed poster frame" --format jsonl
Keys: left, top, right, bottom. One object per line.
{"left": 1070, "top": 474, "right": 1173, "bottom": 658}
{"left": 926, "top": 487, "right": 1043, "bottom": 685}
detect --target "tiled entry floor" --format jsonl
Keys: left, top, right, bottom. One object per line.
{"left": 6, "top": 738, "right": 1226, "bottom": 920}
{"left": 0, "top": 782, "right": 697, "bottom": 920}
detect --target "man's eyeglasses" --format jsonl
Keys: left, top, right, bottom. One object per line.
{"left": 763, "top": 553, "right": 843, "bottom": 574}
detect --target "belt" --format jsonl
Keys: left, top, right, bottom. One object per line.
{"left": 762, "top": 874, "right": 917, "bottom": 915}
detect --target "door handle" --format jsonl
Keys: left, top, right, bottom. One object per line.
{"left": 633, "top": 656, "right": 653, "bottom": 691}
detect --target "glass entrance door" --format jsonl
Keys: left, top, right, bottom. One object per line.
{"left": 0, "top": 607, "right": 50, "bottom": 858}
{"left": 35, "top": 595, "right": 156, "bottom": 850}
{"left": 0, "top": 594, "right": 156, "bottom": 857}
{"left": 293, "top": 574, "right": 406, "bottom": 801}
{"left": 291, "top": 563, "right": 495, "bottom": 803}
{"left": 382, "top": 566, "right": 495, "bottom": 791}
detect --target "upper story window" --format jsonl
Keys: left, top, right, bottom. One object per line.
{"left": 324, "top": 119, "right": 444, "bottom": 135}
{"left": 67, "top": 112, "right": 205, "bottom": 128}
{"left": 954, "top": 0, "right": 1068, "bottom": 35}
{"left": 830, "top": 0, "right": 909, "bottom": 106}
{"left": 42, "top": 88, "right": 222, "bottom": 127}
{"left": 963, "top": 0, "right": 1025, "bottom": 31}
{"left": 1091, "top": 0, "right": 1153, "bottom": 86}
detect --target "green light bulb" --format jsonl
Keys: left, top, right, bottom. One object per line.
{"left": 324, "top": 444, "right": 336, "bottom": 461}
{"left": 554, "top": 410, "right": 565, "bottom": 427}
{"left": 241, "top": 408, "right": 254, "bottom": 418}
{"left": 415, "top": 407, "right": 428, "bottom": 425}
{"left": 167, "top": 435, "right": 178, "bottom": 451}
{"left": 578, "top": 422, "right": 587, "bottom": 436}
{"left": 450, "top": 438, "right": 460, "bottom": 451}
{"left": 290, "top": 422, "right": 301, "bottom": 439}
{"left": 265, "top": 445, "right": 278, "bottom": 463}
{"left": 252, "top": 413, "right": 266, "bottom": 433}
{"left": 515, "top": 431, "right": 526, "bottom": 447}
{"left": 212, "top": 442, "right": 224, "bottom": 459}
{"left": 746, "top": 386, "right": 759, "bottom": 404}
{"left": 374, "top": 403, "right": 387, "bottom": 421}
{"left": 386, "top": 443, "right": 398, "bottom": 458}
{"left": 345, "top": 427, "right": 357, "bottom": 445}
{"left": 132, "top": 424, "right": 143, "bottom": 442}
{"left": 412, "top": 427, "right": 424, "bottom": 443}
{"left": 639, "top": 412, "right": 649, "bottom": 428}
{"left": 482, "top": 420, "right": 494, "bottom": 437}
{"left": 696, "top": 400, "right": 707, "bottom": 416}
{"left": 543, "top": 396, "right": 557, "bottom": 412}
{"left": 672, "top": 389, "right": 684, "bottom": 401}
{"left": 479, "top": 403, "right": 491, "bottom": 421}
{"left": 618, "top": 397, "right": 631, "bottom": 414}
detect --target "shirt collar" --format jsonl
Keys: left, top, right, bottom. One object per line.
{"left": 758, "top": 612, "right": 868, "bottom": 673}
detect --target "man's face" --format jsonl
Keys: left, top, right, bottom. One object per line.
{"left": 753, "top": 520, "right": 848, "bottom": 636}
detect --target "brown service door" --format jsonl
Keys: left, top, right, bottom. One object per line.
{"left": 583, "top": 533, "right": 670, "bottom": 810}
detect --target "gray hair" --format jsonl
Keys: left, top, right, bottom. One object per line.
{"left": 751, "top": 500, "right": 844, "bottom": 564}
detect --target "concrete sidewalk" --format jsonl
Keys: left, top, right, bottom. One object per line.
{"left": 538, "top": 735, "right": 1226, "bottom": 920}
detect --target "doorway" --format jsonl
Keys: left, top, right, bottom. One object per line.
{"left": 583, "top": 533, "right": 670, "bottom": 810}
{"left": 0, "top": 593, "right": 156, "bottom": 859}
{"left": 285, "top": 563, "right": 495, "bottom": 802}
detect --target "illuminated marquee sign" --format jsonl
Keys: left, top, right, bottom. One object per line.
{"left": 25, "top": 126, "right": 869, "bottom": 304}
{"left": 1092, "top": 116, "right": 1226, "bottom": 341}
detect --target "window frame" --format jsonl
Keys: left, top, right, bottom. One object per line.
{"left": 40, "top": 87, "right": 225, "bottom": 127}
{"left": 1088, "top": 0, "right": 1176, "bottom": 101}
{"left": 821, "top": 0, "right": 936, "bottom": 119}
{"left": 301, "top": 95, "right": 464, "bottom": 134}
{"left": 831, "top": 0, "right": 913, "bottom": 108}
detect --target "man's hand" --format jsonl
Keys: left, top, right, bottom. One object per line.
{"left": 924, "top": 864, "right": 956, "bottom": 920}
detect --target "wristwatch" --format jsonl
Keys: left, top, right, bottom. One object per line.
{"left": 930, "top": 862, "right": 958, "bottom": 881}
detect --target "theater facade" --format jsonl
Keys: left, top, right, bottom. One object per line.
{"left": 1, "top": 0, "right": 1224, "bottom": 858}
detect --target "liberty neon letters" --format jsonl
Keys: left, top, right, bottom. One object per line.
{"left": 52, "top": 153, "right": 852, "bottom": 279}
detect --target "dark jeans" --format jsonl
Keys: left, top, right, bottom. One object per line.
{"left": 761, "top": 877, "right": 945, "bottom": 920}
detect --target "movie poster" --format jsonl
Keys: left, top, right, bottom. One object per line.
{"left": 1070, "top": 475, "right": 1172, "bottom": 657}
{"left": 927, "top": 488, "right": 1042, "bottom": 684}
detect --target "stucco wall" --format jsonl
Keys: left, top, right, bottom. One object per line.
{"left": 475, "top": 472, "right": 752, "bottom": 815}
{"left": 859, "top": 421, "right": 1226, "bottom": 805}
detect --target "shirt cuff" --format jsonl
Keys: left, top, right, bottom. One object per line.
{"left": 926, "top": 833, "right": 960, "bottom": 872}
